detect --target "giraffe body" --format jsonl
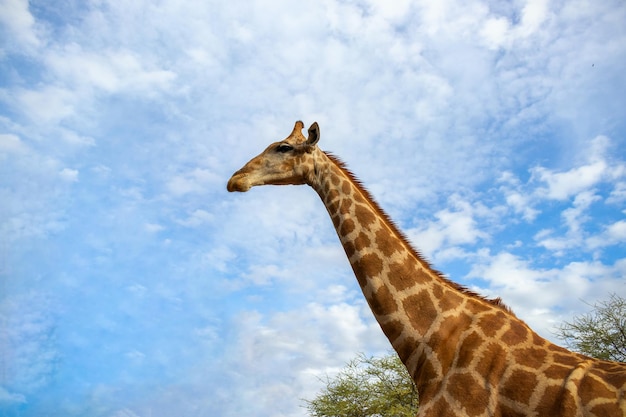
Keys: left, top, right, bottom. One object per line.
{"left": 227, "top": 121, "right": 626, "bottom": 416}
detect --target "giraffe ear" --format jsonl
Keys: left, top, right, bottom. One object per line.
{"left": 306, "top": 122, "right": 320, "bottom": 146}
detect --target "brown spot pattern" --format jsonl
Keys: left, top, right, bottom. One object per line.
{"left": 536, "top": 387, "right": 577, "bottom": 416}
{"left": 447, "top": 372, "right": 490, "bottom": 416}
{"left": 503, "top": 369, "right": 538, "bottom": 404}
{"left": 375, "top": 228, "right": 400, "bottom": 257}
{"left": 353, "top": 232, "right": 371, "bottom": 251}
{"left": 387, "top": 256, "right": 429, "bottom": 291}
{"left": 479, "top": 311, "right": 508, "bottom": 337}
{"left": 544, "top": 364, "right": 570, "bottom": 380}
{"left": 342, "top": 180, "right": 351, "bottom": 194}
{"left": 500, "top": 404, "right": 528, "bottom": 417}
{"left": 340, "top": 198, "right": 352, "bottom": 214}
{"left": 590, "top": 402, "right": 622, "bottom": 416}
{"left": 456, "top": 331, "right": 483, "bottom": 369}
{"left": 354, "top": 203, "right": 377, "bottom": 226}
{"left": 404, "top": 290, "right": 438, "bottom": 335}
{"left": 415, "top": 353, "right": 440, "bottom": 385}
{"left": 475, "top": 342, "right": 508, "bottom": 383}
{"left": 579, "top": 374, "right": 616, "bottom": 405}
{"left": 394, "top": 336, "right": 417, "bottom": 364}
{"left": 354, "top": 253, "right": 383, "bottom": 281}
{"left": 514, "top": 347, "right": 548, "bottom": 369}
{"left": 369, "top": 285, "right": 398, "bottom": 317}
{"left": 325, "top": 189, "right": 339, "bottom": 204}
{"left": 432, "top": 285, "right": 444, "bottom": 300}
{"left": 438, "top": 290, "right": 463, "bottom": 312}
{"left": 381, "top": 318, "right": 404, "bottom": 342}
{"left": 339, "top": 218, "right": 355, "bottom": 236}
{"left": 501, "top": 320, "right": 529, "bottom": 346}
{"left": 343, "top": 241, "right": 356, "bottom": 259}
{"left": 428, "top": 313, "right": 472, "bottom": 374}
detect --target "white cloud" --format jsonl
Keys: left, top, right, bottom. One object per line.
{"left": 14, "top": 86, "right": 76, "bottom": 124}
{"left": 109, "top": 409, "right": 142, "bottom": 417}
{"left": 367, "top": 0, "right": 413, "bottom": 22}
{"left": 407, "top": 195, "right": 489, "bottom": 259}
{"left": 0, "top": 387, "right": 26, "bottom": 405}
{"left": 587, "top": 220, "right": 626, "bottom": 249}
{"left": 117, "top": 300, "right": 386, "bottom": 417}
{"left": 534, "top": 190, "right": 601, "bottom": 255}
{"left": 479, "top": 0, "right": 550, "bottom": 49}
{"left": 468, "top": 251, "right": 625, "bottom": 338}
{"left": 208, "top": 301, "right": 389, "bottom": 416}
{"left": 481, "top": 16, "right": 511, "bottom": 49}
{"left": 0, "top": 0, "right": 40, "bottom": 49}
{"left": 59, "top": 168, "right": 79, "bottom": 182}
{"left": 0, "top": 133, "right": 26, "bottom": 154}
{"left": 562, "top": 191, "right": 600, "bottom": 234}
{"left": 143, "top": 223, "right": 164, "bottom": 233}
{"left": 166, "top": 168, "right": 221, "bottom": 196}
{"left": 532, "top": 161, "right": 608, "bottom": 201}
{"left": 607, "top": 182, "right": 626, "bottom": 204}
{"left": 0, "top": 293, "right": 60, "bottom": 394}
{"left": 606, "top": 220, "right": 626, "bottom": 241}
{"left": 518, "top": 0, "right": 549, "bottom": 36}
{"left": 176, "top": 209, "right": 214, "bottom": 227}
{"left": 44, "top": 45, "right": 177, "bottom": 95}
{"left": 497, "top": 136, "right": 625, "bottom": 242}
{"left": 0, "top": 137, "right": 75, "bottom": 242}
{"left": 58, "top": 129, "right": 96, "bottom": 147}
{"left": 497, "top": 171, "right": 540, "bottom": 221}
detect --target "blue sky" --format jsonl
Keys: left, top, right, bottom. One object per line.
{"left": 1, "top": 0, "right": 625, "bottom": 415}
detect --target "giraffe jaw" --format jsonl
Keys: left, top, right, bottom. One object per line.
{"left": 227, "top": 173, "right": 306, "bottom": 192}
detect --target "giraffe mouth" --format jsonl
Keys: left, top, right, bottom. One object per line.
{"left": 227, "top": 173, "right": 251, "bottom": 192}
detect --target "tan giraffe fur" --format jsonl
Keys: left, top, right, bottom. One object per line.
{"left": 227, "top": 121, "right": 626, "bottom": 417}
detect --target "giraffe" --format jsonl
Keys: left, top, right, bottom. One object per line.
{"left": 227, "top": 121, "right": 626, "bottom": 417}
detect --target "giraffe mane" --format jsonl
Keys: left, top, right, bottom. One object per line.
{"left": 324, "top": 152, "right": 513, "bottom": 315}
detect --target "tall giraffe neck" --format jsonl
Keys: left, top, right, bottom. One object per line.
{"left": 309, "top": 152, "right": 508, "bottom": 384}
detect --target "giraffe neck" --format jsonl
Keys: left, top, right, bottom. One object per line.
{"left": 308, "top": 151, "right": 487, "bottom": 382}
{"left": 305, "top": 152, "right": 626, "bottom": 416}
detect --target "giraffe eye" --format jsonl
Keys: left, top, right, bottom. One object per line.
{"left": 276, "top": 143, "right": 294, "bottom": 153}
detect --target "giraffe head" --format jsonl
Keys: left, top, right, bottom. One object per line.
{"left": 227, "top": 121, "right": 320, "bottom": 192}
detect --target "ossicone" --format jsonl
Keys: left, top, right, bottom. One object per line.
{"left": 292, "top": 120, "right": 305, "bottom": 135}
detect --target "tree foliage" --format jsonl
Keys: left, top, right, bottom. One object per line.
{"left": 304, "top": 353, "right": 418, "bottom": 417}
{"left": 555, "top": 293, "right": 626, "bottom": 362}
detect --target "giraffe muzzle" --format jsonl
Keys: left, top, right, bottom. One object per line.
{"left": 227, "top": 173, "right": 251, "bottom": 192}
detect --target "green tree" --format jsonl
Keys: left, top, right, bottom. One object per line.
{"left": 555, "top": 293, "right": 626, "bottom": 362}
{"left": 304, "top": 353, "right": 418, "bottom": 417}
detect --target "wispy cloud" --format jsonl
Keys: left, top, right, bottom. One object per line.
{"left": 0, "top": 0, "right": 40, "bottom": 51}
